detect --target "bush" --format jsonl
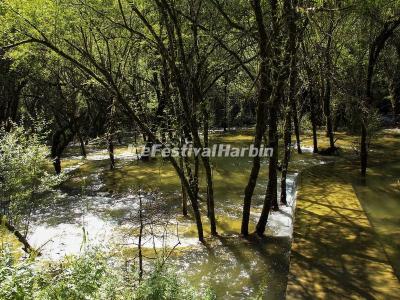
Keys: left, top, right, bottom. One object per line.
{"left": 0, "top": 247, "right": 214, "bottom": 300}
{"left": 0, "top": 124, "right": 62, "bottom": 220}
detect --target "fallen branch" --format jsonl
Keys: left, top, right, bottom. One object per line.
{"left": 1, "top": 217, "right": 39, "bottom": 255}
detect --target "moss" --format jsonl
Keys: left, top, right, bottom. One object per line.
{"left": 0, "top": 226, "right": 23, "bottom": 260}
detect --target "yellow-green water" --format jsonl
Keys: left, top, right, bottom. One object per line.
{"left": 3, "top": 129, "right": 399, "bottom": 298}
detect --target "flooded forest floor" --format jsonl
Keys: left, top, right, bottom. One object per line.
{"left": 1, "top": 128, "right": 399, "bottom": 299}
{"left": 287, "top": 129, "right": 400, "bottom": 299}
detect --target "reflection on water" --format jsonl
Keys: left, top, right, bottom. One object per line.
{"left": 21, "top": 129, "right": 400, "bottom": 298}
{"left": 352, "top": 165, "right": 400, "bottom": 279}
{"left": 23, "top": 132, "right": 329, "bottom": 298}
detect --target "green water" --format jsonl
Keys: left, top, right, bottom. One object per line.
{"left": 48, "top": 131, "right": 324, "bottom": 299}
{"left": 352, "top": 162, "right": 400, "bottom": 279}
{"left": 350, "top": 130, "right": 400, "bottom": 279}
{"left": 23, "top": 129, "right": 400, "bottom": 298}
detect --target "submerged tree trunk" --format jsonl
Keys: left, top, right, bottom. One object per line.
{"left": 310, "top": 90, "right": 319, "bottom": 153}
{"left": 138, "top": 191, "right": 144, "bottom": 282}
{"left": 360, "top": 123, "right": 368, "bottom": 177}
{"left": 292, "top": 101, "right": 302, "bottom": 154}
{"left": 108, "top": 137, "right": 115, "bottom": 170}
{"left": 256, "top": 0, "right": 294, "bottom": 235}
{"left": 241, "top": 0, "right": 271, "bottom": 236}
{"left": 256, "top": 103, "right": 279, "bottom": 235}
{"left": 201, "top": 105, "right": 217, "bottom": 235}
{"left": 280, "top": 108, "right": 292, "bottom": 205}
{"left": 180, "top": 154, "right": 188, "bottom": 216}
{"left": 281, "top": 0, "right": 298, "bottom": 206}
{"left": 324, "top": 15, "right": 335, "bottom": 150}
{"left": 203, "top": 157, "right": 217, "bottom": 235}
{"left": 78, "top": 132, "right": 87, "bottom": 158}
{"left": 51, "top": 126, "right": 74, "bottom": 174}
{"left": 108, "top": 99, "right": 116, "bottom": 170}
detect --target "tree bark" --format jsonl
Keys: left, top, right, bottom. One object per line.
{"left": 78, "top": 132, "right": 87, "bottom": 158}
{"left": 179, "top": 155, "right": 188, "bottom": 216}
{"left": 51, "top": 126, "right": 74, "bottom": 174}
{"left": 324, "top": 15, "right": 335, "bottom": 150}
{"left": 1, "top": 216, "right": 36, "bottom": 255}
{"left": 256, "top": 101, "right": 279, "bottom": 235}
{"left": 241, "top": 0, "right": 271, "bottom": 236}
{"left": 280, "top": 108, "right": 292, "bottom": 205}
{"left": 310, "top": 90, "right": 319, "bottom": 153}
{"left": 292, "top": 101, "right": 302, "bottom": 154}
{"left": 108, "top": 137, "right": 115, "bottom": 170}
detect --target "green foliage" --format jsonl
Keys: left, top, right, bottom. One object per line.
{"left": 135, "top": 262, "right": 198, "bottom": 300}
{"left": 0, "top": 124, "right": 61, "bottom": 218}
{"left": 0, "top": 247, "right": 213, "bottom": 300}
{"left": 0, "top": 247, "right": 36, "bottom": 300}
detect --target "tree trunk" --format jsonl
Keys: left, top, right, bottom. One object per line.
{"left": 51, "top": 126, "right": 74, "bottom": 174}
{"left": 241, "top": 0, "right": 271, "bottom": 236}
{"left": 324, "top": 15, "right": 335, "bottom": 150}
{"left": 53, "top": 157, "right": 62, "bottom": 175}
{"left": 280, "top": 0, "right": 297, "bottom": 205}
{"left": 256, "top": 105, "right": 279, "bottom": 235}
{"left": 201, "top": 106, "right": 217, "bottom": 235}
{"left": 281, "top": 108, "right": 292, "bottom": 205}
{"left": 108, "top": 137, "right": 115, "bottom": 170}
{"left": 138, "top": 192, "right": 144, "bottom": 282}
{"left": 292, "top": 102, "right": 302, "bottom": 154}
{"left": 180, "top": 162, "right": 188, "bottom": 216}
{"left": 78, "top": 133, "right": 87, "bottom": 158}
{"left": 203, "top": 157, "right": 217, "bottom": 235}
{"left": 108, "top": 99, "right": 116, "bottom": 169}
{"left": 1, "top": 216, "right": 36, "bottom": 255}
{"left": 361, "top": 123, "right": 368, "bottom": 177}
{"left": 310, "top": 90, "right": 319, "bottom": 153}
{"left": 223, "top": 77, "right": 228, "bottom": 132}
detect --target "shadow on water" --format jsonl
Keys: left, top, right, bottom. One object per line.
{"left": 22, "top": 129, "right": 400, "bottom": 298}
{"left": 287, "top": 160, "right": 400, "bottom": 299}
{"left": 351, "top": 161, "right": 400, "bottom": 280}
{"left": 171, "top": 234, "right": 291, "bottom": 299}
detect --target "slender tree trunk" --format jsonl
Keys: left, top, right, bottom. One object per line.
{"left": 287, "top": 0, "right": 301, "bottom": 156}
{"left": 138, "top": 192, "right": 143, "bottom": 282}
{"left": 1, "top": 216, "right": 36, "bottom": 255}
{"left": 51, "top": 127, "right": 74, "bottom": 174}
{"left": 361, "top": 123, "right": 368, "bottom": 177}
{"left": 281, "top": 0, "right": 298, "bottom": 209}
{"left": 78, "top": 133, "right": 87, "bottom": 158}
{"left": 173, "top": 149, "right": 204, "bottom": 241}
{"left": 255, "top": 0, "right": 286, "bottom": 236}
{"left": 292, "top": 102, "right": 302, "bottom": 154}
{"left": 241, "top": 0, "right": 271, "bottom": 236}
{"left": 310, "top": 90, "right": 319, "bottom": 153}
{"left": 223, "top": 77, "right": 228, "bottom": 132}
{"left": 324, "top": 15, "right": 335, "bottom": 150}
{"left": 256, "top": 104, "right": 279, "bottom": 235}
{"left": 108, "top": 137, "right": 115, "bottom": 170}
{"left": 203, "top": 157, "right": 217, "bottom": 235}
{"left": 179, "top": 146, "right": 188, "bottom": 216}
{"left": 191, "top": 128, "right": 217, "bottom": 235}
{"left": 281, "top": 108, "right": 292, "bottom": 205}
{"left": 201, "top": 105, "right": 217, "bottom": 235}
{"left": 53, "top": 157, "right": 62, "bottom": 175}
{"left": 108, "top": 99, "right": 116, "bottom": 169}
